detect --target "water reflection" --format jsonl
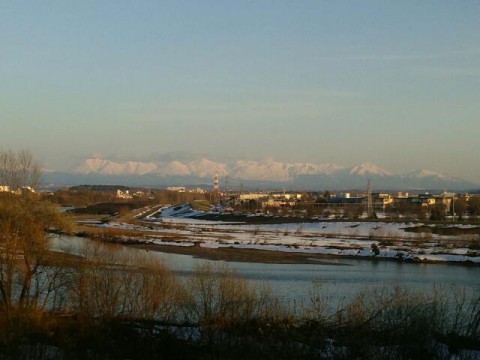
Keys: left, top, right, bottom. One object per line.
{"left": 51, "top": 235, "right": 480, "bottom": 304}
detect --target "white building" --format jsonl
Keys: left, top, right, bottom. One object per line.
{"left": 239, "top": 193, "right": 268, "bottom": 201}
{"left": 116, "top": 189, "right": 133, "bottom": 199}
{"left": 167, "top": 186, "right": 186, "bottom": 193}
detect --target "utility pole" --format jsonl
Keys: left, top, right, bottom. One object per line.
{"left": 367, "top": 179, "right": 374, "bottom": 218}
{"left": 213, "top": 173, "right": 219, "bottom": 192}
{"left": 212, "top": 173, "right": 219, "bottom": 205}
{"left": 224, "top": 174, "right": 229, "bottom": 194}
{"left": 452, "top": 193, "right": 455, "bottom": 222}
{"left": 222, "top": 174, "right": 229, "bottom": 207}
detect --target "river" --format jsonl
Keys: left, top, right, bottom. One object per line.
{"left": 51, "top": 235, "right": 480, "bottom": 306}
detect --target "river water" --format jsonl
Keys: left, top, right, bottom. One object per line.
{"left": 51, "top": 235, "right": 480, "bottom": 305}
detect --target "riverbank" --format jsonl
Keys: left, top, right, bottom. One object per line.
{"left": 121, "top": 240, "right": 480, "bottom": 267}
{"left": 127, "top": 241, "right": 349, "bottom": 265}
{"left": 72, "top": 216, "right": 480, "bottom": 266}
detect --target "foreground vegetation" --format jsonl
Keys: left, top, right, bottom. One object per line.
{"left": 0, "top": 247, "right": 479, "bottom": 358}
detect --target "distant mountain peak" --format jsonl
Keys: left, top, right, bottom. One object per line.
{"left": 75, "top": 158, "right": 158, "bottom": 175}
{"left": 186, "top": 158, "right": 228, "bottom": 178}
{"left": 408, "top": 169, "right": 443, "bottom": 177}
{"left": 405, "top": 169, "right": 464, "bottom": 183}
{"left": 349, "top": 162, "right": 393, "bottom": 177}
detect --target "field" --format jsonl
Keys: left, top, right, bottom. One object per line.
{"left": 72, "top": 203, "right": 480, "bottom": 265}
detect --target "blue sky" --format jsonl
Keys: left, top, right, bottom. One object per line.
{"left": 1, "top": 1, "right": 479, "bottom": 181}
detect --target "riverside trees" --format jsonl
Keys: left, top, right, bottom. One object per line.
{"left": 0, "top": 150, "right": 71, "bottom": 343}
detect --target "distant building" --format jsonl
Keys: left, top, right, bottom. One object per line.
{"left": 434, "top": 192, "right": 454, "bottom": 211}
{"left": 262, "top": 196, "right": 296, "bottom": 208}
{"left": 271, "top": 193, "right": 303, "bottom": 201}
{"left": 167, "top": 186, "right": 186, "bottom": 193}
{"left": 21, "top": 186, "right": 36, "bottom": 194}
{"left": 166, "top": 186, "right": 206, "bottom": 194}
{"left": 191, "top": 188, "right": 207, "bottom": 194}
{"left": 0, "top": 185, "right": 35, "bottom": 195}
{"left": 116, "top": 189, "right": 133, "bottom": 199}
{"left": 239, "top": 193, "right": 268, "bottom": 201}
{"left": 409, "top": 193, "right": 435, "bottom": 207}
{"left": 329, "top": 196, "right": 362, "bottom": 204}
{"left": 376, "top": 193, "right": 394, "bottom": 208}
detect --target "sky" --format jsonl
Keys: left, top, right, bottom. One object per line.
{"left": 1, "top": 1, "right": 479, "bottom": 181}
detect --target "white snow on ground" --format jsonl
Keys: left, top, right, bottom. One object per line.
{"left": 77, "top": 220, "right": 104, "bottom": 224}
{"left": 89, "top": 204, "right": 480, "bottom": 264}
{"left": 158, "top": 203, "right": 202, "bottom": 218}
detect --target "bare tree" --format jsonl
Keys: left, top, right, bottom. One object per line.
{"left": 0, "top": 149, "right": 42, "bottom": 191}
{"left": 468, "top": 196, "right": 480, "bottom": 220}
{"left": 454, "top": 198, "right": 468, "bottom": 221}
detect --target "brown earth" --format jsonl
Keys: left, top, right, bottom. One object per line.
{"left": 127, "top": 242, "right": 353, "bottom": 265}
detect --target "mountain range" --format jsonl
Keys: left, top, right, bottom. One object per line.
{"left": 41, "top": 156, "right": 478, "bottom": 191}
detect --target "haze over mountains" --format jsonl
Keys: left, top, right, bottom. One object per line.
{"left": 42, "top": 156, "right": 478, "bottom": 191}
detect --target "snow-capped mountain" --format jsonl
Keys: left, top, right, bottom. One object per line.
{"left": 157, "top": 160, "right": 190, "bottom": 176}
{"left": 402, "top": 169, "right": 470, "bottom": 189}
{"left": 185, "top": 158, "right": 228, "bottom": 178}
{"left": 76, "top": 158, "right": 158, "bottom": 175}
{"left": 349, "top": 162, "right": 393, "bottom": 177}
{"left": 406, "top": 169, "right": 457, "bottom": 181}
{"left": 229, "top": 160, "right": 345, "bottom": 181}
{"left": 75, "top": 157, "right": 344, "bottom": 181}
{"left": 69, "top": 156, "right": 478, "bottom": 190}
{"left": 75, "top": 157, "right": 228, "bottom": 178}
